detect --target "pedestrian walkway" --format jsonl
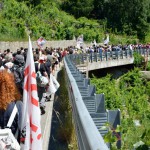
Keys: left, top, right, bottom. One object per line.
{"left": 41, "top": 66, "right": 62, "bottom": 150}
{"left": 41, "top": 93, "right": 54, "bottom": 150}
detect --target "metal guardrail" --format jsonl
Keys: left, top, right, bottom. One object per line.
{"left": 64, "top": 57, "right": 109, "bottom": 150}
{"left": 71, "top": 48, "right": 150, "bottom": 65}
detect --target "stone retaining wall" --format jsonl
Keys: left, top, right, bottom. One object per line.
{"left": 0, "top": 40, "right": 77, "bottom": 52}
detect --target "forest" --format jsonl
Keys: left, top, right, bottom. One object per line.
{"left": 0, "top": 0, "right": 150, "bottom": 43}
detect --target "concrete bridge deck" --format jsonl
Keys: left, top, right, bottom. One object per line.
{"left": 41, "top": 68, "right": 60, "bottom": 150}
{"left": 77, "top": 57, "right": 134, "bottom": 72}
{"left": 73, "top": 49, "right": 150, "bottom": 72}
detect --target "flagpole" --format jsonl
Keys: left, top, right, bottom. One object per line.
{"left": 21, "top": 36, "right": 42, "bottom": 150}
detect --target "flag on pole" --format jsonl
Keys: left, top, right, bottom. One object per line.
{"left": 93, "top": 39, "right": 97, "bottom": 46}
{"left": 103, "top": 34, "right": 109, "bottom": 45}
{"left": 77, "top": 34, "right": 83, "bottom": 44}
{"left": 21, "top": 36, "right": 42, "bottom": 150}
{"left": 76, "top": 34, "right": 84, "bottom": 49}
{"left": 37, "top": 37, "right": 46, "bottom": 48}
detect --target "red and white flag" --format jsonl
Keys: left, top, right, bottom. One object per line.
{"left": 37, "top": 37, "right": 46, "bottom": 48}
{"left": 21, "top": 36, "right": 42, "bottom": 150}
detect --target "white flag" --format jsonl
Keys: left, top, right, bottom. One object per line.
{"left": 93, "top": 39, "right": 97, "bottom": 46}
{"left": 77, "top": 34, "right": 83, "bottom": 44}
{"left": 103, "top": 34, "right": 109, "bottom": 45}
{"left": 21, "top": 36, "right": 42, "bottom": 150}
{"left": 76, "top": 34, "right": 84, "bottom": 49}
{"left": 47, "top": 74, "right": 60, "bottom": 95}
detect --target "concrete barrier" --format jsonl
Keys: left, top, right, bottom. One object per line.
{"left": 0, "top": 40, "right": 77, "bottom": 52}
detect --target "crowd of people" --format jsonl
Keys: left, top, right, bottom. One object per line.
{"left": 0, "top": 46, "right": 71, "bottom": 147}
{"left": 71, "top": 43, "right": 150, "bottom": 54}
{"left": 0, "top": 42, "right": 150, "bottom": 147}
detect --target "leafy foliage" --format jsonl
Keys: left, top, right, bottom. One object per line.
{"left": 62, "top": 0, "right": 94, "bottom": 18}
{"left": 0, "top": 0, "right": 150, "bottom": 42}
{"left": 133, "top": 52, "right": 144, "bottom": 67}
{"left": 0, "top": 0, "right": 104, "bottom": 42}
{"left": 146, "top": 62, "right": 150, "bottom": 71}
{"left": 62, "top": 0, "right": 150, "bottom": 42}
{"left": 91, "top": 68, "right": 150, "bottom": 149}
{"left": 91, "top": 74, "right": 122, "bottom": 110}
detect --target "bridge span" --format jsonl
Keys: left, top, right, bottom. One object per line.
{"left": 70, "top": 49, "right": 150, "bottom": 73}
{"left": 64, "top": 55, "right": 121, "bottom": 150}
{"left": 62, "top": 48, "right": 150, "bottom": 149}
{"left": 45, "top": 48, "right": 149, "bottom": 149}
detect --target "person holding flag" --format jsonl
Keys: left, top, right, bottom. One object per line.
{"left": 76, "top": 34, "right": 84, "bottom": 49}
{"left": 37, "top": 37, "right": 46, "bottom": 57}
{"left": 103, "top": 33, "right": 109, "bottom": 45}
{"left": 37, "top": 37, "right": 46, "bottom": 49}
{"left": 21, "top": 37, "right": 42, "bottom": 150}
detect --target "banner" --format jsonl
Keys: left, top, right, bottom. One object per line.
{"left": 21, "top": 36, "right": 42, "bottom": 150}
{"left": 37, "top": 37, "right": 46, "bottom": 48}
{"left": 76, "top": 34, "right": 84, "bottom": 49}
{"left": 103, "top": 34, "right": 109, "bottom": 45}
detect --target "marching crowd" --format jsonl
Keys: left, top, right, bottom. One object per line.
{"left": 74, "top": 43, "right": 150, "bottom": 54}
{"left": 0, "top": 46, "right": 70, "bottom": 148}
{"left": 0, "top": 42, "right": 150, "bottom": 148}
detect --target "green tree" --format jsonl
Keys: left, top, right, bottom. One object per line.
{"left": 16, "top": 0, "right": 41, "bottom": 6}
{"left": 62, "top": 0, "right": 94, "bottom": 18}
{"left": 90, "top": 0, "right": 105, "bottom": 19}
{"left": 104, "top": 0, "right": 150, "bottom": 41}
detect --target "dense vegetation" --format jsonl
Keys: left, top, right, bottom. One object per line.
{"left": 91, "top": 67, "right": 150, "bottom": 149}
{"left": 0, "top": 0, "right": 150, "bottom": 43}
{"left": 62, "top": 0, "right": 150, "bottom": 42}
{"left": 0, "top": 0, "right": 104, "bottom": 42}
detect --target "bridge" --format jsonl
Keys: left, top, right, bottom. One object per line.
{"left": 61, "top": 48, "right": 150, "bottom": 149}
{"left": 70, "top": 49, "right": 150, "bottom": 76}
{"left": 42, "top": 48, "right": 149, "bottom": 149}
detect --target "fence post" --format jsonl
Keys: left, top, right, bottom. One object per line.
{"left": 95, "top": 52, "right": 97, "bottom": 62}
{"left": 115, "top": 50, "right": 118, "bottom": 59}
{"left": 105, "top": 51, "right": 108, "bottom": 61}
{"left": 86, "top": 55, "right": 89, "bottom": 78}
{"left": 90, "top": 53, "right": 93, "bottom": 63}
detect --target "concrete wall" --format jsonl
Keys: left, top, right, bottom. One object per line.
{"left": 77, "top": 58, "right": 134, "bottom": 72}
{"left": 0, "top": 40, "right": 77, "bottom": 52}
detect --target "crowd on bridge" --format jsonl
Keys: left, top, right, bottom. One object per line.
{"left": 0, "top": 45, "right": 73, "bottom": 149}
{"left": 0, "top": 42, "right": 150, "bottom": 148}
{"left": 67, "top": 43, "right": 150, "bottom": 54}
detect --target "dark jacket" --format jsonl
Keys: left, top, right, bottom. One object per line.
{"left": 0, "top": 101, "right": 23, "bottom": 141}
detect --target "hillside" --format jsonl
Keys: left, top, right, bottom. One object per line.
{"left": 0, "top": 0, "right": 150, "bottom": 43}
{"left": 0, "top": 0, "right": 104, "bottom": 42}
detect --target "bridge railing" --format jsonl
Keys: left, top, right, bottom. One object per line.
{"left": 71, "top": 48, "right": 150, "bottom": 65}
{"left": 64, "top": 56, "right": 109, "bottom": 150}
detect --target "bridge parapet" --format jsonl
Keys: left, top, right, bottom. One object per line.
{"left": 64, "top": 55, "right": 121, "bottom": 149}
{"left": 70, "top": 48, "right": 150, "bottom": 72}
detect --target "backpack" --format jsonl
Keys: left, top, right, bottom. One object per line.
{"left": 10, "top": 65, "right": 24, "bottom": 91}
{"left": 36, "top": 63, "right": 48, "bottom": 87}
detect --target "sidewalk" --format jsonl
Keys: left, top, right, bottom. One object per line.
{"left": 41, "top": 93, "right": 54, "bottom": 150}
{"left": 41, "top": 67, "right": 61, "bottom": 150}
